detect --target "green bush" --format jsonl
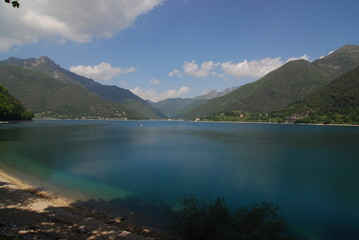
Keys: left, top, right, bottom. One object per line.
{"left": 0, "top": 85, "right": 33, "bottom": 121}
{"left": 167, "top": 195, "right": 293, "bottom": 240}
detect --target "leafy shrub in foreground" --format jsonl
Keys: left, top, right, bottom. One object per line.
{"left": 167, "top": 195, "right": 293, "bottom": 240}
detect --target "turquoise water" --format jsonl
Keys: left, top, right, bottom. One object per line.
{"left": 0, "top": 120, "right": 358, "bottom": 239}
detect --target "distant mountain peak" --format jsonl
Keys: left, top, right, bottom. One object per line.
{"left": 319, "top": 44, "right": 359, "bottom": 60}
{"left": 2, "top": 56, "right": 58, "bottom": 68}
{"left": 312, "top": 44, "right": 359, "bottom": 78}
{"left": 184, "top": 44, "right": 359, "bottom": 119}
{"left": 32, "top": 56, "right": 57, "bottom": 67}
{"left": 194, "top": 87, "right": 238, "bottom": 100}
{"left": 37, "top": 56, "right": 54, "bottom": 63}
{"left": 336, "top": 44, "right": 359, "bottom": 53}
{"left": 0, "top": 56, "right": 163, "bottom": 119}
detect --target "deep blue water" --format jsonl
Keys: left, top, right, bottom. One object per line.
{"left": 0, "top": 120, "right": 358, "bottom": 239}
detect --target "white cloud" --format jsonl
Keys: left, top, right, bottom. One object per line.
{"left": 168, "top": 69, "right": 181, "bottom": 77}
{"left": 0, "top": 0, "right": 164, "bottom": 51}
{"left": 150, "top": 78, "right": 161, "bottom": 85}
{"left": 172, "top": 55, "right": 310, "bottom": 80}
{"left": 131, "top": 86, "right": 190, "bottom": 102}
{"left": 70, "top": 62, "right": 137, "bottom": 80}
{"left": 178, "top": 56, "right": 309, "bottom": 80}
{"left": 183, "top": 61, "right": 199, "bottom": 76}
{"left": 220, "top": 57, "right": 284, "bottom": 79}
{"left": 286, "top": 54, "right": 310, "bottom": 62}
{"left": 320, "top": 50, "right": 334, "bottom": 59}
{"left": 131, "top": 87, "right": 156, "bottom": 101}
{"left": 183, "top": 61, "right": 219, "bottom": 78}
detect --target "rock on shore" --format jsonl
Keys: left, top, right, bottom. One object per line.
{"left": 0, "top": 172, "right": 169, "bottom": 240}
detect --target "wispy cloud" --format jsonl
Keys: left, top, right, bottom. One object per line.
{"left": 70, "top": 62, "right": 137, "bottom": 80}
{"left": 150, "top": 78, "right": 161, "bottom": 85}
{"left": 286, "top": 54, "right": 309, "bottom": 62}
{"left": 0, "top": 0, "right": 164, "bottom": 51}
{"left": 170, "top": 55, "right": 310, "bottom": 80}
{"left": 183, "top": 61, "right": 219, "bottom": 78}
{"left": 220, "top": 57, "right": 283, "bottom": 79}
{"left": 320, "top": 51, "right": 334, "bottom": 59}
{"left": 131, "top": 86, "right": 189, "bottom": 102}
{"left": 168, "top": 69, "right": 181, "bottom": 77}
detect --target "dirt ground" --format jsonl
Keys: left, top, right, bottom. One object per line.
{"left": 0, "top": 171, "right": 170, "bottom": 240}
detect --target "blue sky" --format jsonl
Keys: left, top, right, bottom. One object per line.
{"left": 0, "top": 0, "right": 358, "bottom": 102}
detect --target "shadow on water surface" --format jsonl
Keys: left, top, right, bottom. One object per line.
{"left": 74, "top": 194, "right": 170, "bottom": 230}
{"left": 0, "top": 179, "right": 170, "bottom": 240}
{"left": 2, "top": 177, "right": 358, "bottom": 240}
{"left": 2, "top": 121, "right": 359, "bottom": 240}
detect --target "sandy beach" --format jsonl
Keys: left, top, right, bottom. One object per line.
{"left": 0, "top": 170, "right": 169, "bottom": 240}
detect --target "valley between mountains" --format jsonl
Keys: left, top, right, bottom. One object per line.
{"left": 1, "top": 44, "right": 359, "bottom": 125}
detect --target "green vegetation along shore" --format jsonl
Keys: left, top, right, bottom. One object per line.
{"left": 184, "top": 45, "right": 359, "bottom": 125}
{"left": 203, "top": 65, "right": 359, "bottom": 125}
{"left": 0, "top": 85, "right": 33, "bottom": 121}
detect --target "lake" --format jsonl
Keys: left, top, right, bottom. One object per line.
{"left": 0, "top": 120, "right": 358, "bottom": 239}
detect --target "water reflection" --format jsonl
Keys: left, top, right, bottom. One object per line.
{"left": 0, "top": 120, "right": 359, "bottom": 239}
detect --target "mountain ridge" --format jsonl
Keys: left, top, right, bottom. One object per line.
{"left": 150, "top": 87, "right": 238, "bottom": 118}
{"left": 271, "top": 64, "right": 359, "bottom": 124}
{"left": 183, "top": 44, "right": 359, "bottom": 119}
{"left": 2, "top": 44, "right": 358, "bottom": 122}
{"left": 0, "top": 57, "right": 164, "bottom": 119}
{"left": 0, "top": 64, "right": 144, "bottom": 119}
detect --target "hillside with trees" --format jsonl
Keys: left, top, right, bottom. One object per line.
{"left": 0, "top": 64, "right": 144, "bottom": 120}
{"left": 0, "top": 85, "right": 33, "bottom": 121}
{"left": 271, "top": 65, "right": 359, "bottom": 124}
{"left": 0, "top": 57, "right": 163, "bottom": 119}
{"left": 183, "top": 45, "right": 359, "bottom": 121}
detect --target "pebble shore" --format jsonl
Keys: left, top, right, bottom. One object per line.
{"left": 0, "top": 171, "right": 169, "bottom": 240}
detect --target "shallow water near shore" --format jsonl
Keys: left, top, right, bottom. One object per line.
{"left": 0, "top": 120, "right": 359, "bottom": 239}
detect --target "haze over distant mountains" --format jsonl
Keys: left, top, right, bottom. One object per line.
{"left": 149, "top": 87, "right": 238, "bottom": 118}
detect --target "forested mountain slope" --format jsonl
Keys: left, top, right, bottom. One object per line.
{"left": 0, "top": 85, "right": 33, "bottom": 121}
{"left": 0, "top": 64, "right": 143, "bottom": 119}
{"left": 1, "top": 57, "right": 163, "bottom": 119}
{"left": 184, "top": 44, "right": 359, "bottom": 119}
{"left": 271, "top": 65, "right": 359, "bottom": 124}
